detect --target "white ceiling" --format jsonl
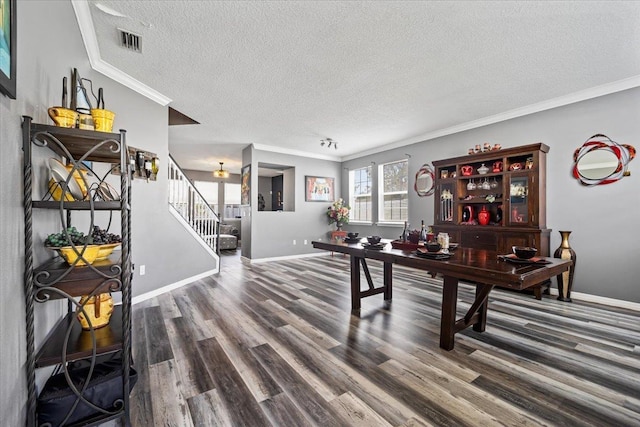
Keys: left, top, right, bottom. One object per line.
{"left": 76, "top": 1, "right": 640, "bottom": 173}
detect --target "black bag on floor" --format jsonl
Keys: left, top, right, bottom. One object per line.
{"left": 37, "top": 356, "right": 137, "bottom": 426}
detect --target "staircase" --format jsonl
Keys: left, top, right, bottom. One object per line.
{"left": 168, "top": 154, "right": 221, "bottom": 256}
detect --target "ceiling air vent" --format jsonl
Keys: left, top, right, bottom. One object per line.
{"left": 118, "top": 28, "right": 142, "bottom": 53}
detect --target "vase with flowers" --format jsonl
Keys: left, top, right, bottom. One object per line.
{"left": 327, "top": 198, "right": 350, "bottom": 230}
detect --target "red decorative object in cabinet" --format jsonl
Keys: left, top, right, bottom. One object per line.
{"left": 478, "top": 206, "right": 490, "bottom": 226}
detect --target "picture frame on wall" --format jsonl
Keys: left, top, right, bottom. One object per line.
{"left": 241, "top": 165, "right": 251, "bottom": 205}
{"left": 305, "top": 176, "right": 335, "bottom": 202}
{"left": 0, "top": 0, "right": 17, "bottom": 99}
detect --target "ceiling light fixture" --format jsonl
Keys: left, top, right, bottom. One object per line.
{"left": 320, "top": 138, "right": 338, "bottom": 150}
{"left": 213, "top": 162, "right": 229, "bottom": 178}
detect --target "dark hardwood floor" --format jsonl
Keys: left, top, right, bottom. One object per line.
{"left": 129, "top": 250, "right": 640, "bottom": 426}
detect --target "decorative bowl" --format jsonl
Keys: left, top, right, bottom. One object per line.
{"left": 95, "top": 243, "right": 121, "bottom": 262}
{"left": 425, "top": 241, "right": 442, "bottom": 252}
{"left": 56, "top": 245, "right": 101, "bottom": 265}
{"left": 367, "top": 235, "right": 382, "bottom": 245}
{"left": 347, "top": 232, "right": 359, "bottom": 239}
{"left": 512, "top": 246, "right": 537, "bottom": 259}
{"left": 91, "top": 108, "right": 116, "bottom": 133}
{"left": 48, "top": 106, "right": 79, "bottom": 128}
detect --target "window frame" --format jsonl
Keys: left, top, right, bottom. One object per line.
{"left": 223, "top": 182, "right": 242, "bottom": 219}
{"left": 348, "top": 166, "right": 373, "bottom": 224}
{"left": 193, "top": 180, "right": 219, "bottom": 218}
{"left": 377, "top": 159, "right": 409, "bottom": 225}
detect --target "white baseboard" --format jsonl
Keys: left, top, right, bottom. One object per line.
{"left": 249, "top": 251, "right": 327, "bottom": 263}
{"left": 131, "top": 252, "right": 639, "bottom": 313}
{"left": 547, "top": 287, "right": 640, "bottom": 311}
{"left": 132, "top": 268, "right": 218, "bottom": 305}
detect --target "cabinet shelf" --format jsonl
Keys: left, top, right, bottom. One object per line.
{"left": 35, "top": 306, "right": 124, "bottom": 368}
{"left": 33, "top": 200, "right": 124, "bottom": 210}
{"left": 458, "top": 199, "right": 504, "bottom": 204}
{"left": 34, "top": 256, "right": 123, "bottom": 300}
{"left": 460, "top": 172, "right": 501, "bottom": 179}
{"left": 30, "top": 123, "right": 123, "bottom": 163}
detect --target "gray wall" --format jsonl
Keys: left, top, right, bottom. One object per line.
{"left": 0, "top": 2, "right": 216, "bottom": 424}
{"left": 343, "top": 87, "right": 640, "bottom": 303}
{"left": 258, "top": 176, "right": 273, "bottom": 211}
{"left": 247, "top": 148, "right": 343, "bottom": 259}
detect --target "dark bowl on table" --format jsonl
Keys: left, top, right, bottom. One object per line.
{"left": 347, "top": 232, "right": 359, "bottom": 239}
{"left": 512, "top": 246, "right": 537, "bottom": 259}
{"left": 425, "top": 241, "right": 441, "bottom": 252}
{"left": 367, "top": 235, "right": 382, "bottom": 245}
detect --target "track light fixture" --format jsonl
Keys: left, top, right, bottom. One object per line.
{"left": 320, "top": 138, "right": 338, "bottom": 150}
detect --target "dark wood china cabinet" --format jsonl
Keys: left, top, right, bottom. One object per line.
{"left": 432, "top": 143, "right": 551, "bottom": 260}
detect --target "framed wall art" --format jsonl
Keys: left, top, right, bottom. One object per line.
{"left": 0, "top": 0, "right": 17, "bottom": 99}
{"left": 305, "top": 176, "right": 334, "bottom": 202}
{"left": 241, "top": 165, "right": 251, "bottom": 205}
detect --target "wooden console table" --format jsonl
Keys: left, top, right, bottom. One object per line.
{"left": 312, "top": 239, "right": 572, "bottom": 350}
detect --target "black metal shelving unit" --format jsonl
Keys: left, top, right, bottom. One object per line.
{"left": 22, "top": 116, "right": 133, "bottom": 426}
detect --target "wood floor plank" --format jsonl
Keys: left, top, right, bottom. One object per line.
{"left": 197, "top": 337, "right": 273, "bottom": 427}
{"left": 172, "top": 288, "right": 215, "bottom": 342}
{"left": 130, "top": 303, "right": 154, "bottom": 427}
{"left": 260, "top": 392, "right": 314, "bottom": 427}
{"left": 261, "top": 299, "right": 342, "bottom": 350}
{"left": 207, "top": 318, "right": 282, "bottom": 402}
{"left": 166, "top": 316, "right": 216, "bottom": 398}
{"left": 250, "top": 343, "right": 348, "bottom": 427}
{"left": 144, "top": 305, "right": 174, "bottom": 365}
{"left": 157, "top": 292, "right": 182, "bottom": 319}
{"left": 187, "top": 389, "right": 234, "bottom": 427}
{"left": 380, "top": 359, "right": 505, "bottom": 427}
{"left": 128, "top": 252, "right": 640, "bottom": 427}
{"left": 272, "top": 322, "right": 425, "bottom": 425}
{"left": 329, "top": 391, "right": 394, "bottom": 427}
{"left": 148, "top": 359, "right": 194, "bottom": 427}
{"left": 469, "top": 348, "right": 640, "bottom": 426}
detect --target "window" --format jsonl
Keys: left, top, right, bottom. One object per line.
{"left": 378, "top": 159, "right": 408, "bottom": 223}
{"left": 349, "top": 166, "right": 372, "bottom": 222}
{"left": 224, "top": 183, "right": 241, "bottom": 219}
{"left": 194, "top": 180, "right": 219, "bottom": 215}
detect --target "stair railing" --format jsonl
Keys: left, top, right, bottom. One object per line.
{"left": 168, "top": 154, "right": 220, "bottom": 253}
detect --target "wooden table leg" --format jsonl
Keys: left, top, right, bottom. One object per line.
{"left": 473, "top": 284, "right": 489, "bottom": 332}
{"left": 440, "top": 276, "right": 458, "bottom": 350}
{"left": 350, "top": 255, "right": 361, "bottom": 312}
{"left": 383, "top": 262, "right": 392, "bottom": 303}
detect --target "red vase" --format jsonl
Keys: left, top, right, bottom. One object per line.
{"left": 478, "top": 206, "right": 490, "bottom": 226}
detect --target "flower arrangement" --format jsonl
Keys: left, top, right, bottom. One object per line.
{"left": 327, "top": 198, "right": 350, "bottom": 225}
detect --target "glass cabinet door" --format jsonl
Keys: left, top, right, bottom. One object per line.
{"left": 508, "top": 175, "right": 529, "bottom": 225}
{"left": 438, "top": 182, "right": 455, "bottom": 223}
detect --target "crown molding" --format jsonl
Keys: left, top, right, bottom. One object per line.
{"left": 71, "top": 0, "right": 172, "bottom": 106}
{"left": 252, "top": 143, "right": 341, "bottom": 162}
{"left": 341, "top": 75, "right": 640, "bottom": 162}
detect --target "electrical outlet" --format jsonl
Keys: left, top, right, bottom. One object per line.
{"left": 140, "top": 265, "right": 146, "bottom": 276}
{"left": 304, "top": 240, "right": 307, "bottom": 245}
{"left": 293, "top": 240, "right": 296, "bottom": 245}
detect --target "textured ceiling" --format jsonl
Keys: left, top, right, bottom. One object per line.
{"left": 83, "top": 1, "right": 640, "bottom": 173}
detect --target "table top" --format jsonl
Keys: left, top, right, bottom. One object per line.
{"left": 312, "top": 239, "right": 572, "bottom": 291}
